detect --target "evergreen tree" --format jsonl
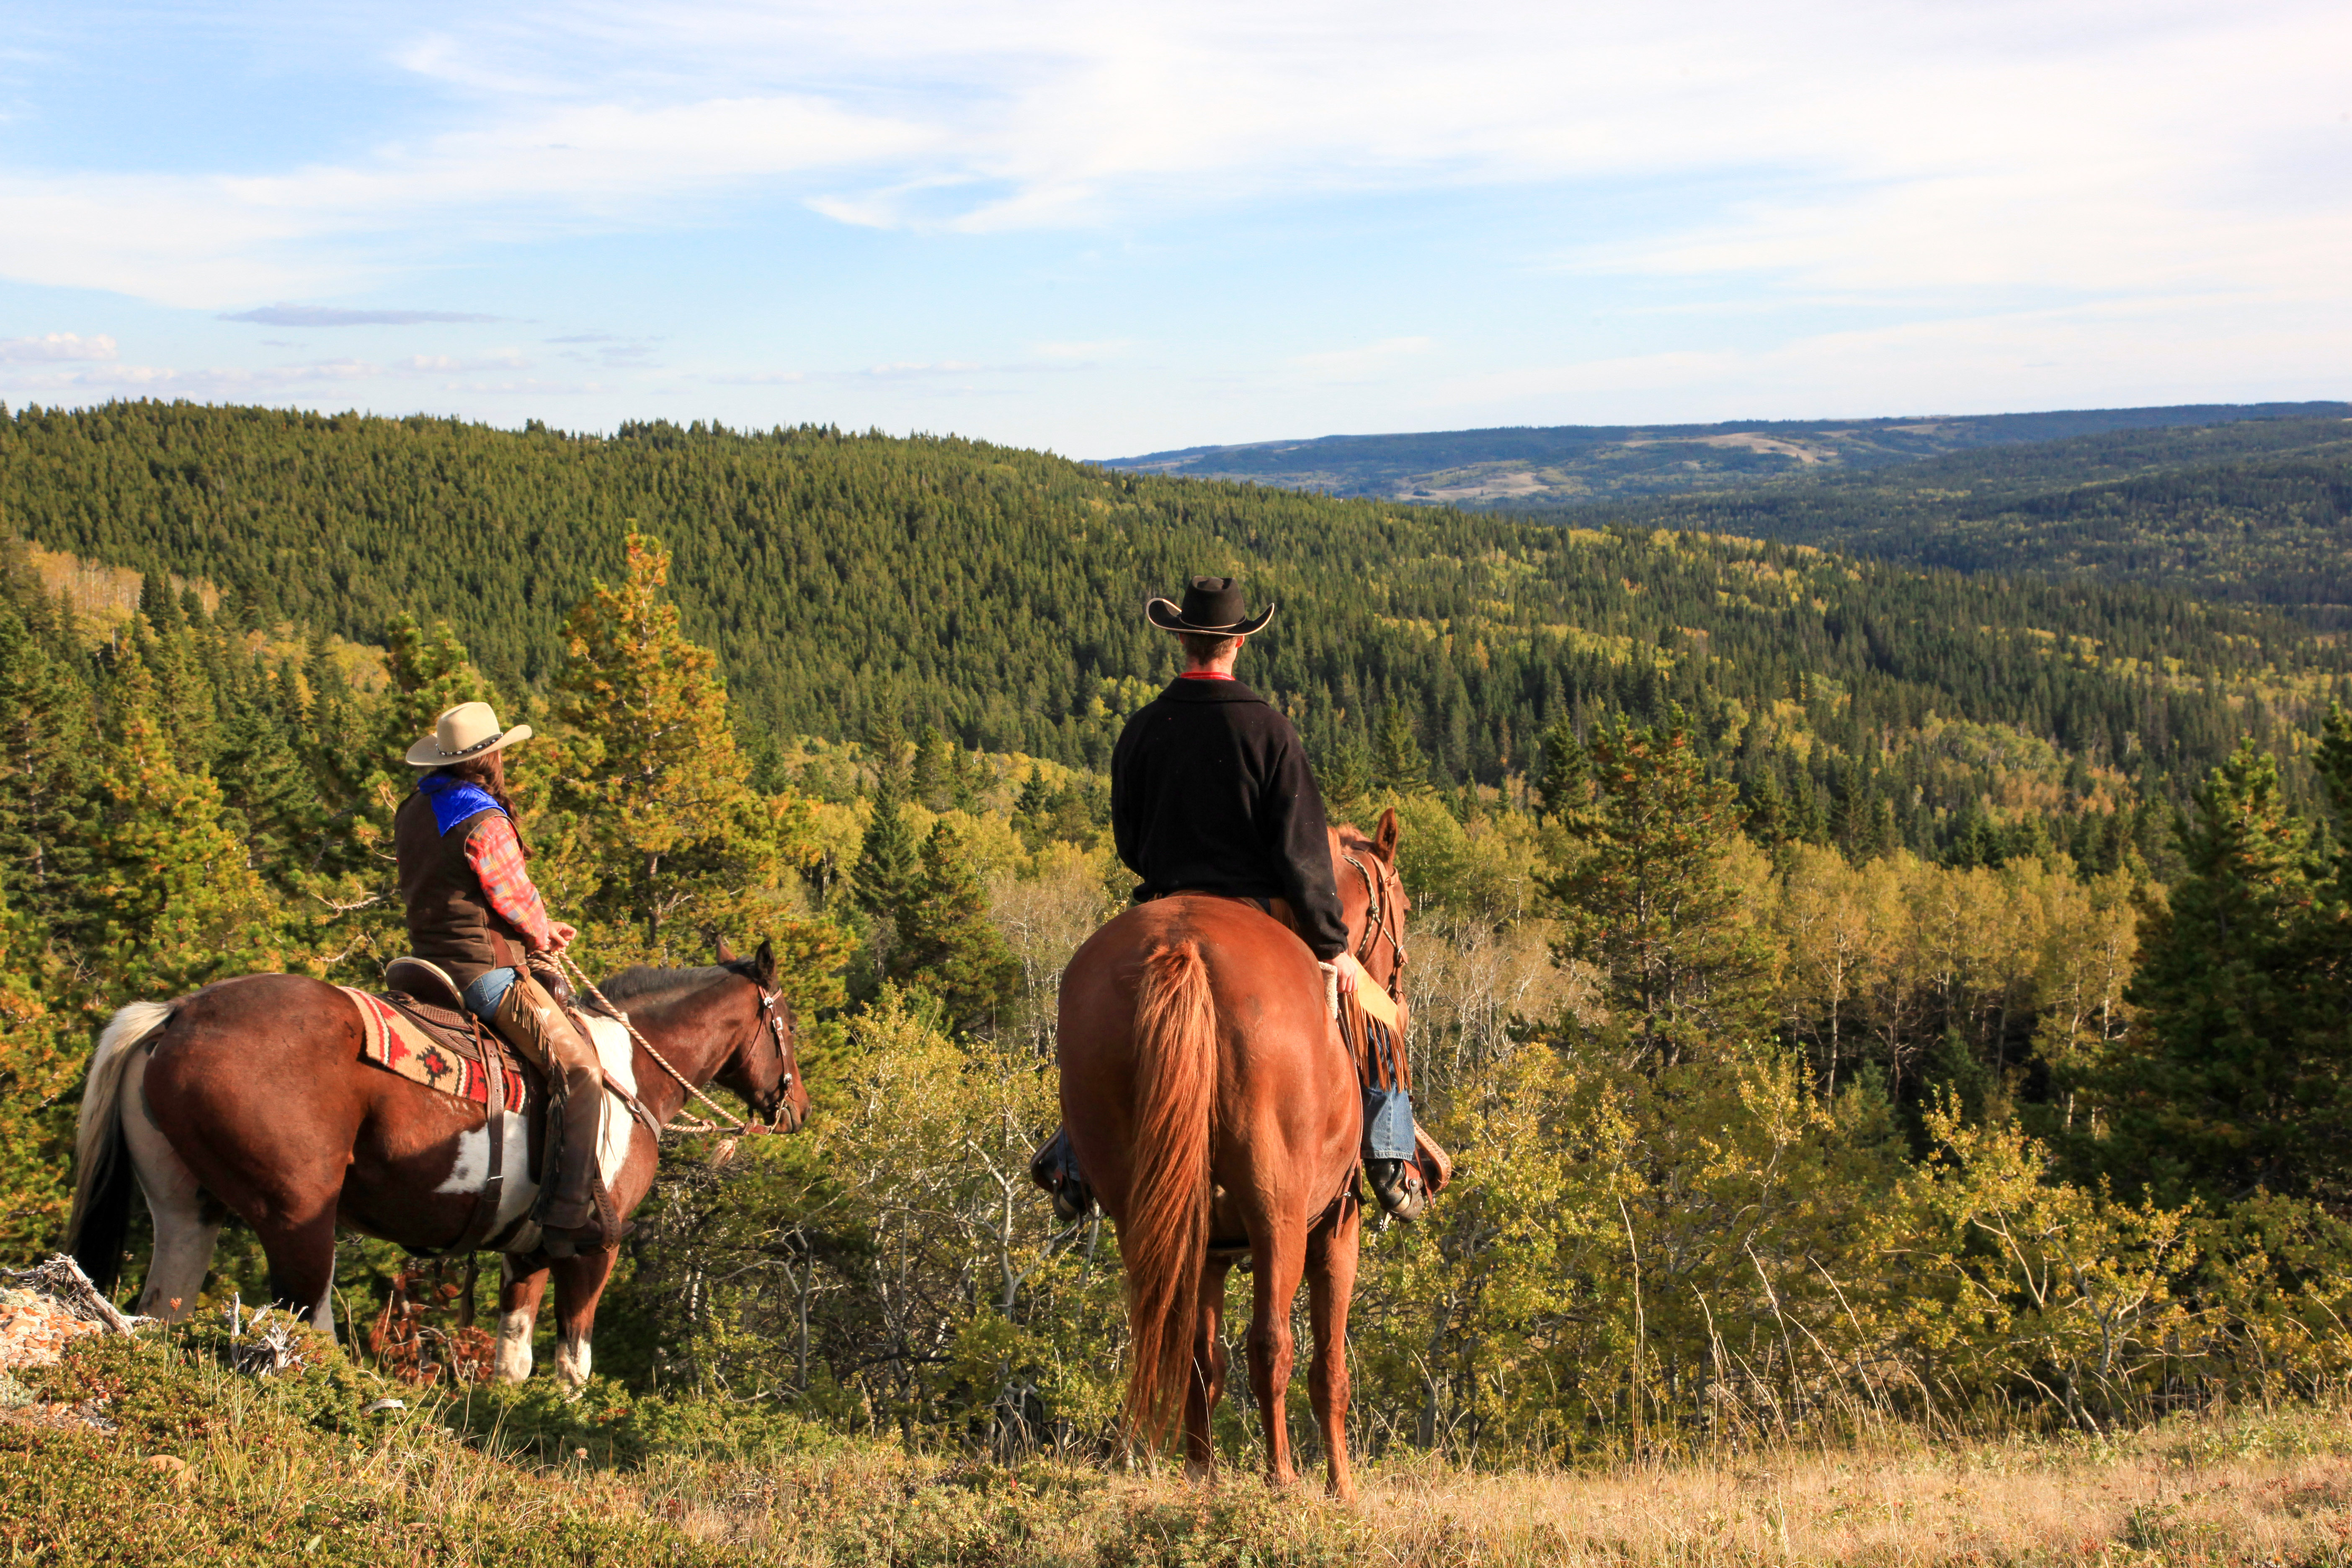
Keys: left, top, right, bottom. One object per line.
{"left": 1544, "top": 715, "right": 1775, "bottom": 1070}
{"left": 1533, "top": 714, "right": 1587, "bottom": 820}
{"left": 1319, "top": 727, "right": 1377, "bottom": 821}
{"left": 0, "top": 601, "right": 93, "bottom": 920}
{"left": 214, "top": 692, "right": 328, "bottom": 890}
{"left": 856, "top": 767, "right": 924, "bottom": 925}
{"left": 1375, "top": 704, "right": 1429, "bottom": 795}
{"left": 2092, "top": 737, "right": 2349, "bottom": 1205}
{"left": 911, "top": 725, "right": 957, "bottom": 812}
{"left": 544, "top": 532, "right": 802, "bottom": 964}
{"left": 75, "top": 636, "right": 283, "bottom": 996}
{"left": 892, "top": 820, "right": 1020, "bottom": 1035}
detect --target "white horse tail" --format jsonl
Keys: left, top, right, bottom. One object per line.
{"left": 65, "top": 1001, "right": 176, "bottom": 1292}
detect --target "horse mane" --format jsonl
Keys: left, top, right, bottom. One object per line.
{"left": 597, "top": 960, "right": 756, "bottom": 1006}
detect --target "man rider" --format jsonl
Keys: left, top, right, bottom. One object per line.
{"left": 1030, "top": 577, "right": 1425, "bottom": 1220}
{"left": 396, "top": 701, "right": 617, "bottom": 1258}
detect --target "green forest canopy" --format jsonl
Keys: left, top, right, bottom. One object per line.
{"left": 2, "top": 399, "right": 2346, "bottom": 868}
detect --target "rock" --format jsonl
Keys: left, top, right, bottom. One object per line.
{"left": 143, "top": 1454, "right": 193, "bottom": 1487}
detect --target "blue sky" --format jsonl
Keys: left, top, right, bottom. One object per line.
{"left": 0, "top": 0, "right": 2345, "bottom": 457}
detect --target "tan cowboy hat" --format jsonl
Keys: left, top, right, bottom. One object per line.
{"left": 404, "top": 701, "right": 534, "bottom": 768}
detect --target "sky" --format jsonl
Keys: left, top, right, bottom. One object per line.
{"left": 0, "top": 0, "right": 2346, "bottom": 458}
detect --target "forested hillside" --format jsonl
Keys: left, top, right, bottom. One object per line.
{"left": 1578, "top": 414, "right": 2352, "bottom": 622}
{"left": 6, "top": 503, "right": 2352, "bottom": 1465}
{"left": 4, "top": 400, "right": 2346, "bottom": 875}
{"left": 1104, "top": 402, "right": 2350, "bottom": 505}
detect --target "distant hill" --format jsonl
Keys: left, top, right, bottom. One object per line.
{"left": 1563, "top": 415, "right": 2352, "bottom": 625}
{"left": 1100, "top": 403, "right": 2352, "bottom": 507}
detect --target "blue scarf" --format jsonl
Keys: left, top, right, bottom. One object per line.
{"left": 415, "top": 769, "right": 506, "bottom": 835}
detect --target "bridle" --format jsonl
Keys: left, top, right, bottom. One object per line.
{"left": 554, "top": 951, "right": 798, "bottom": 1136}
{"left": 750, "top": 985, "right": 797, "bottom": 1122}
{"left": 1340, "top": 848, "right": 1409, "bottom": 1013}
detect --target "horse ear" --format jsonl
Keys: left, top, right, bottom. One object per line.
{"left": 1374, "top": 806, "right": 1401, "bottom": 864}
{"left": 710, "top": 929, "right": 739, "bottom": 964}
{"left": 754, "top": 938, "right": 777, "bottom": 986}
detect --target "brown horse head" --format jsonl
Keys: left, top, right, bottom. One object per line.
{"left": 609, "top": 935, "right": 810, "bottom": 1132}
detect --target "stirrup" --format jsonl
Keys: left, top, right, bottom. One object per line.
{"left": 1367, "top": 1158, "right": 1428, "bottom": 1223}
{"left": 1029, "top": 1132, "right": 1096, "bottom": 1223}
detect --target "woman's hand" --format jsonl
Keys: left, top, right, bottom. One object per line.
{"left": 546, "top": 922, "right": 579, "bottom": 955}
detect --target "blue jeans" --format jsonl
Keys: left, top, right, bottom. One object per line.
{"left": 462, "top": 966, "right": 521, "bottom": 1021}
{"left": 1363, "top": 1086, "right": 1417, "bottom": 1160}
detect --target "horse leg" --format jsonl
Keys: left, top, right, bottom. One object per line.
{"left": 253, "top": 1210, "right": 338, "bottom": 1339}
{"left": 549, "top": 1246, "right": 618, "bottom": 1396}
{"left": 1243, "top": 1222, "right": 1308, "bottom": 1488}
{"left": 1184, "top": 1255, "right": 1235, "bottom": 1481}
{"left": 120, "top": 1052, "right": 222, "bottom": 1322}
{"left": 495, "top": 1256, "right": 549, "bottom": 1382}
{"left": 1306, "top": 1194, "right": 1362, "bottom": 1503}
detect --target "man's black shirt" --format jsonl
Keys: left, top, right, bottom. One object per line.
{"left": 1109, "top": 676, "right": 1350, "bottom": 959}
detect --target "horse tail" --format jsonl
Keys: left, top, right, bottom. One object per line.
{"left": 66, "top": 1001, "right": 175, "bottom": 1293}
{"left": 1120, "top": 939, "right": 1219, "bottom": 1449}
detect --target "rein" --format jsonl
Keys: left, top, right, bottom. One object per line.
{"left": 553, "top": 950, "right": 780, "bottom": 1139}
{"left": 1340, "top": 849, "right": 1409, "bottom": 1009}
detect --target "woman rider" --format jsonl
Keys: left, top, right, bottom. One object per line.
{"left": 395, "top": 701, "right": 616, "bottom": 1257}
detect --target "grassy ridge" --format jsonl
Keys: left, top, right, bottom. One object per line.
{"left": 11, "top": 1318, "right": 2352, "bottom": 1565}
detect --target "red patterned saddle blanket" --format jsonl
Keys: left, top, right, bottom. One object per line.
{"left": 338, "top": 986, "right": 527, "bottom": 1112}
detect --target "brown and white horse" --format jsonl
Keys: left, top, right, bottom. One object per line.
{"left": 1055, "top": 810, "right": 1409, "bottom": 1501}
{"left": 67, "top": 937, "right": 807, "bottom": 1392}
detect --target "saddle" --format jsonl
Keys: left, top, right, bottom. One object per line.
{"left": 340, "top": 958, "right": 529, "bottom": 1112}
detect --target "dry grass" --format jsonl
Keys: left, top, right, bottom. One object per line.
{"left": 1349, "top": 1422, "right": 2352, "bottom": 1565}
{"left": 18, "top": 1326, "right": 2352, "bottom": 1565}
{"left": 642, "top": 1404, "right": 2352, "bottom": 1566}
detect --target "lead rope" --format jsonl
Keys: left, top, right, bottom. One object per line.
{"left": 552, "top": 949, "right": 750, "bottom": 1137}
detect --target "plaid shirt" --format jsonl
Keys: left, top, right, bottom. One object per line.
{"left": 463, "top": 814, "right": 555, "bottom": 951}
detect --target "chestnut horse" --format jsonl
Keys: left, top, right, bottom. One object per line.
{"left": 66, "top": 937, "right": 807, "bottom": 1392}
{"left": 1057, "top": 810, "right": 1408, "bottom": 1501}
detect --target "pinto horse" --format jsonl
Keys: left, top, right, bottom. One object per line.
{"left": 1057, "top": 809, "right": 1409, "bottom": 1501}
{"left": 66, "top": 936, "right": 807, "bottom": 1392}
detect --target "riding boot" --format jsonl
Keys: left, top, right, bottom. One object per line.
{"left": 1028, "top": 1126, "right": 1096, "bottom": 1222}
{"left": 491, "top": 973, "right": 621, "bottom": 1257}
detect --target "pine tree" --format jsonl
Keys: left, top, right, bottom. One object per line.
{"left": 911, "top": 725, "right": 957, "bottom": 812}
{"left": 2093, "top": 734, "right": 2352, "bottom": 1205}
{"left": 1319, "top": 727, "right": 1377, "bottom": 821}
{"left": 1533, "top": 714, "right": 1587, "bottom": 820}
{"left": 1544, "top": 714, "right": 1775, "bottom": 1070}
{"left": 75, "top": 636, "right": 283, "bottom": 997}
{"left": 1375, "top": 704, "right": 1429, "bottom": 795}
{"left": 0, "top": 601, "right": 94, "bottom": 920}
{"left": 856, "top": 768, "right": 924, "bottom": 924}
{"left": 892, "top": 820, "right": 1020, "bottom": 1035}
{"left": 544, "top": 532, "right": 804, "bottom": 964}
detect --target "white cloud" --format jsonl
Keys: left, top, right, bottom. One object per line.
{"left": 0, "top": 332, "right": 118, "bottom": 363}
{"left": 1289, "top": 337, "right": 1435, "bottom": 383}
{"left": 3, "top": 0, "right": 2345, "bottom": 314}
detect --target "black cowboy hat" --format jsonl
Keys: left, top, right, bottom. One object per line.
{"left": 1145, "top": 576, "right": 1276, "bottom": 636}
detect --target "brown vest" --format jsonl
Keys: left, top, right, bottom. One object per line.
{"left": 394, "top": 789, "right": 529, "bottom": 990}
